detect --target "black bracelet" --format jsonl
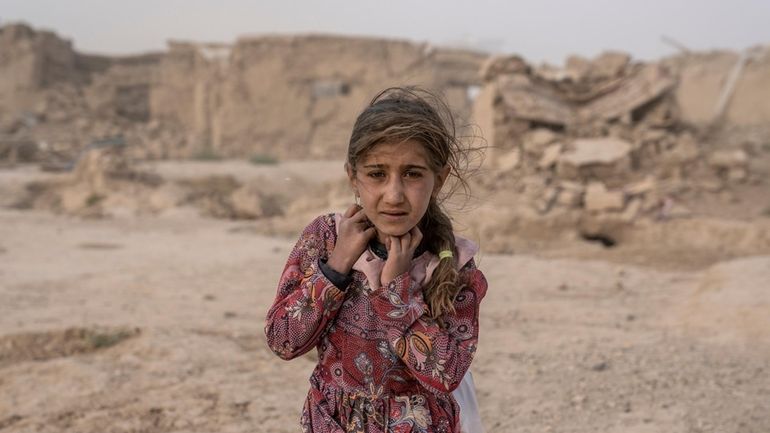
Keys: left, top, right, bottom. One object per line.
{"left": 318, "top": 258, "right": 353, "bottom": 290}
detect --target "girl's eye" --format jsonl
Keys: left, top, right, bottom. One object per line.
{"left": 405, "top": 170, "right": 423, "bottom": 178}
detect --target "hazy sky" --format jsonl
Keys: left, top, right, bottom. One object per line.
{"left": 2, "top": 0, "right": 770, "bottom": 64}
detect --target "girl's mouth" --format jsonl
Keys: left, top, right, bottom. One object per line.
{"left": 380, "top": 211, "right": 408, "bottom": 219}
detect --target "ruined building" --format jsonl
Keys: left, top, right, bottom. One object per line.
{"left": 0, "top": 23, "right": 486, "bottom": 162}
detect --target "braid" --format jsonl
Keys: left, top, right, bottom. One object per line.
{"left": 420, "top": 199, "right": 464, "bottom": 323}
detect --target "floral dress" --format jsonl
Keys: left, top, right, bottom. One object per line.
{"left": 265, "top": 213, "right": 488, "bottom": 433}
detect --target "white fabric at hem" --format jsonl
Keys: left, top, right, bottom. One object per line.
{"left": 452, "top": 371, "right": 485, "bottom": 433}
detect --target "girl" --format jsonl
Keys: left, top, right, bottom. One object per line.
{"left": 265, "top": 87, "right": 487, "bottom": 433}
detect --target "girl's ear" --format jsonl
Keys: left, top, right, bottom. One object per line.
{"left": 433, "top": 165, "right": 451, "bottom": 197}
{"left": 345, "top": 162, "right": 358, "bottom": 193}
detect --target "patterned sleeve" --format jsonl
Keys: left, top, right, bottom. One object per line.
{"left": 370, "top": 259, "right": 488, "bottom": 394}
{"left": 264, "top": 214, "right": 347, "bottom": 360}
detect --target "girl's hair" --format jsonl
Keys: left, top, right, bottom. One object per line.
{"left": 347, "top": 86, "right": 478, "bottom": 321}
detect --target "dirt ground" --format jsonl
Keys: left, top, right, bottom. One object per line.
{"left": 0, "top": 161, "right": 769, "bottom": 433}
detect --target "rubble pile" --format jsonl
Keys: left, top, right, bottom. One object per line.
{"left": 175, "top": 175, "right": 285, "bottom": 220}
{"left": 13, "top": 146, "right": 346, "bottom": 221}
{"left": 15, "top": 144, "right": 170, "bottom": 218}
{"left": 474, "top": 50, "right": 769, "bottom": 240}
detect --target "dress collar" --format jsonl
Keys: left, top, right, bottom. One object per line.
{"left": 367, "top": 238, "right": 427, "bottom": 261}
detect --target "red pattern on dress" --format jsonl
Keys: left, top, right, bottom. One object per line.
{"left": 265, "top": 214, "right": 488, "bottom": 432}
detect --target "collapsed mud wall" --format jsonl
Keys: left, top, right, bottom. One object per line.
{"left": 0, "top": 23, "right": 165, "bottom": 162}
{"left": 151, "top": 36, "right": 485, "bottom": 159}
{"left": 0, "top": 23, "right": 79, "bottom": 113}
{"left": 665, "top": 47, "right": 770, "bottom": 126}
{"left": 0, "top": 23, "right": 486, "bottom": 161}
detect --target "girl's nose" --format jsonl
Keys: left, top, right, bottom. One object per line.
{"left": 383, "top": 178, "right": 405, "bottom": 204}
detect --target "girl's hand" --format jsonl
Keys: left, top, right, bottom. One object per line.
{"left": 380, "top": 225, "right": 423, "bottom": 287}
{"left": 327, "top": 204, "right": 376, "bottom": 274}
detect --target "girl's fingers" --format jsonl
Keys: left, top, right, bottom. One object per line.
{"left": 350, "top": 208, "right": 369, "bottom": 223}
{"left": 343, "top": 203, "right": 359, "bottom": 218}
{"left": 388, "top": 235, "right": 401, "bottom": 255}
{"left": 399, "top": 233, "right": 411, "bottom": 252}
{"left": 363, "top": 226, "right": 376, "bottom": 239}
{"left": 409, "top": 226, "right": 423, "bottom": 250}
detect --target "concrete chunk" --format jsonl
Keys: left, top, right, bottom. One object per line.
{"left": 523, "top": 128, "right": 558, "bottom": 155}
{"left": 663, "top": 133, "right": 700, "bottom": 165}
{"left": 584, "top": 181, "right": 625, "bottom": 212}
{"left": 625, "top": 175, "right": 657, "bottom": 196}
{"left": 589, "top": 51, "right": 631, "bottom": 80}
{"left": 557, "top": 138, "right": 632, "bottom": 180}
{"left": 497, "top": 148, "right": 521, "bottom": 172}
{"left": 708, "top": 150, "right": 748, "bottom": 168}
{"left": 561, "top": 138, "right": 632, "bottom": 166}
{"left": 538, "top": 143, "right": 563, "bottom": 169}
{"left": 556, "top": 188, "right": 583, "bottom": 207}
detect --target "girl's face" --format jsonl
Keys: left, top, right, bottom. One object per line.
{"left": 347, "top": 139, "right": 449, "bottom": 244}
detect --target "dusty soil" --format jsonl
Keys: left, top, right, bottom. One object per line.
{"left": 0, "top": 160, "right": 768, "bottom": 433}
